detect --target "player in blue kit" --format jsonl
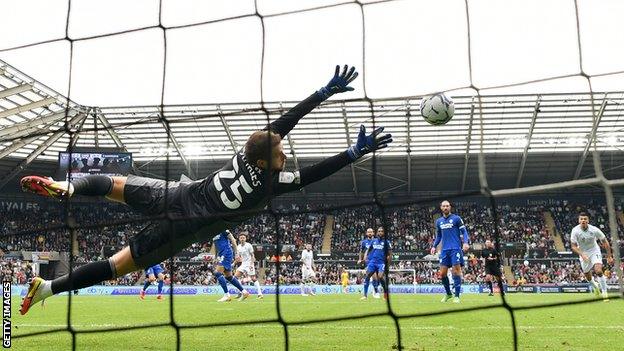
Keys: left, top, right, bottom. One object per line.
{"left": 213, "top": 230, "right": 250, "bottom": 302}
{"left": 430, "top": 200, "right": 470, "bottom": 303}
{"left": 363, "top": 227, "right": 391, "bottom": 300}
{"left": 357, "top": 228, "right": 380, "bottom": 299}
{"left": 140, "top": 263, "right": 165, "bottom": 300}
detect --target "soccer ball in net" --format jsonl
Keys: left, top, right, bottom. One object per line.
{"left": 420, "top": 93, "right": 454, "bottom": 125}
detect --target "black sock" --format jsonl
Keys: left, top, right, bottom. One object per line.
{"left": 72, "top": 175, "right": 113, "bottom": 196}
{"left": 51, "top": 259, "right": 115, "bottom": 294}
{"left": 487, "top": 280, "right": 493, "bottom": 292}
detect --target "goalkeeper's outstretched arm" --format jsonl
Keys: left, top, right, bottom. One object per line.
{"left": 266, "top": 65, "right": 358, "bottom": 138}
{"left": 273, "top": 125, "right": 392, "bottom": 195}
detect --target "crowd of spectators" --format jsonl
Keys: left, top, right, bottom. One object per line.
{"left": 3, "top": 199, "right": 624, "bottom": 287}
{"left": 331, "top": 203, "right": 550, "bottom": 253}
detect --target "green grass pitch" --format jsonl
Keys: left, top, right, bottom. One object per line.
{"left": 10, "top": 292, "right": 624, "bottom": 350}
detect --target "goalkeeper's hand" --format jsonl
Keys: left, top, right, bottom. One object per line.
{"left": 317, "top": 65, "right": 358, "bottom": 100}
{"left": 346, "top": 125, "right": 393, "bottom": 160}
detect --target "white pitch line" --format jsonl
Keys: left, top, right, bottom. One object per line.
{"left": 13, "top": 324, "right": 624, "bottom": 331}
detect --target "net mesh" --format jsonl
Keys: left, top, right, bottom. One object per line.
{"left": 3, "top": 0, "right": 624, "bottom": 350}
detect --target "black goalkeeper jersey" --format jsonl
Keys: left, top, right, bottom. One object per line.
{"left": 164, "top": 91, "right": 351, "bottom": 230}
{"left": 128, "top": 91, "right": 354, "bottom": 267}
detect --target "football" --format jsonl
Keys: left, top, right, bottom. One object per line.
{"left": 420, "top": 93, "right": 455, "bottom": 125}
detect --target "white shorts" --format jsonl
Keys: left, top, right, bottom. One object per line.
{"left": 580, "top": 251, "right": 603, "bottom": 273}
{"left": 236, "top": 264, "right": 256, "bottom": 276}
{"left": 302, "top": 266, "right": 315, "bottom": 280}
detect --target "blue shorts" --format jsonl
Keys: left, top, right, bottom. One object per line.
{"left": 217, "top": 248, "right": 233, "bottom": 271}
{"left": 145, "top": 265, "right": 164, "bottom": 277}
{"left": 367, "top": 262, "right": 385, "bottom": 274}
{"left": 439, "top": 249, "right": 464, "bottom": 268}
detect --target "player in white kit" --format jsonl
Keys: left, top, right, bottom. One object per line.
{"left": 300, "top": 243, "right": 317, "bottom": 296}
{"left": 234, "top": 233, "right": 263, "bottom": 300}
{"left": 570, "top": 212, "right": 614, "bottom": 300}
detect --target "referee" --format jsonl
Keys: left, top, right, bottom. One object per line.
{"left": 481, "top": 240, "right": 505, "bottom": 296}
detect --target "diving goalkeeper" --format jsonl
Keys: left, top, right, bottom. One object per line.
{"left": 19, "top": 65, "right": 393, "bottom": 315}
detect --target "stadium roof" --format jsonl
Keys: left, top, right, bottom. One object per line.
{"left": 2, "top": 0, "right": 624, "bottom": 195}
{"left": 1, "top": 58, "right": 624, "bottom": 195}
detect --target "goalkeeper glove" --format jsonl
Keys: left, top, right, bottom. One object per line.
{"left": 346, "top": 125, "right": 393, "bottom": 161}
{"left": 317, "top": 65, "right": 359, "bottom": 100}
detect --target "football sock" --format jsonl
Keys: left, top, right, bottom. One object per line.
{"left": 453, "top": 275, "right": 462, "bottom": 297}
{"left": 72, "top": 175, "right": 113, "bottom": 196}
{"left": 142, "top": 280, "right": 151, "bottom": 292}
{"left": 226, "top": 276, "right": 245, "bottom": 292}
{"left": 487, "top": 280, "right": 493, "bottom": 293}
{"left": 378, "top": 278, "right": 387, "bottom": 292}
{"left": 497, "top": 279, "right": 506, "bottom": 295}
{"left": 598, "top": 275, "right": 608, "bottom": 294}
{"left": 441, "top": 275, "right": 452, "bottom": 296}
{"left": 372, "top": 279, "right": 379, "bottom": 293}
{"left": 215, "top": 272, "right": 228, "bottom": 294}
{"left": 51, "top": 259, "right": 115, "bottom": 294}
{"left": 363, "top": 278, "right": 370, "bottom": 297}
{"left": 157, "top": 280, "right": 164, "bottom": 294}
{"left": 254, "top": 280, "right": 262, "bottom": 295}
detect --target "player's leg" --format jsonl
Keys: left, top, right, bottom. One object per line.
{"left": 361, "top": 271, "right": 375, "bottom": 300}
{"left": 223, "top": 267, "right": 249, "bottom": 299}
{"left": 234, "top": 267, "right": 245, "bottom": 299}
{"left": 451, "top": 264, "right": 462, "bottom": 302}
{"left": 245, "top": 265, "right": 262, "bottom": 298}
{"left": 439, "top": 250, "right": 453, "bottom": 301}
{"left": 372, "top": 272, "right": 380, "bottom": 298}
{"left": 156, "top": 272, "right": 165, "bottom": 300}
{"left": 308, "top": 273, "right": 317, "bottom": 296}
{"left": 581, "top": 257, "right": 600, "bottom": 296}
{"left": 485, "top": 273, "right": 493, "bottom": 296}
{"left": 450, "top": 250, "right": 464, "bottom": 302}
{"left": 376, "top": 266, "right": 388, "bottom": 299}
{"left": 214, "top": 265, "right": 232, "bottom": 302}
{"left": 300, "top": 267, "right": 309, "bottom": 296}
{"left": 21, "top": 246, "right": 138, "bottom": 315}
{"left": 250, "top": 275, "right": 263, "bottom": 298}
{"left": 141, "top": 271, "right": 155, "bottom": 299}
{"left": 593, "top": 262, "right": 608, "bottom": 299}
{"left": 20, "top": 174, "right": 126, "bottom": 202}
{"left": 362, "top": 272, "right": 372, "bottom": 297}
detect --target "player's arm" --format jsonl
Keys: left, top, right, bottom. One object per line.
{"left": 227, "top": 231, "right": 238, "bottom": 257}
{"left": 430, "top": 221, "right": 441, "bottom": 255}
{"left": 597, "top": 229, "right": 614, "bottom": 265}
{"left": 386, "top": 243, "right": 392, "bottom": 264}
{"left": 266, "top": 65, "right": 358, "bottom": 138}
{"left": 570, "top": 232, "right": 588, "bottom": 261}
{"left": 600, "top": 238, "right": 614, "bottom": 265}
{"left": 358, "top": 241, "right": 366, "bottom": 264}
{"left": 458, "top": 217, "right": 470, "bottom": 252}
{"left": 272, "top": 125, "right": 392, "bottom": 195}
{"left": 363, "top": 245, "right": 372, "bottom": 263}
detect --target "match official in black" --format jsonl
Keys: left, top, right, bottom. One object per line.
{"left": 481, "top": 240, "right": 505, "bottom": 296}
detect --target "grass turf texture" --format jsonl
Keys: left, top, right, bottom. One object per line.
{"left": 10, "top": 293, "right": 624, "bottom": 350}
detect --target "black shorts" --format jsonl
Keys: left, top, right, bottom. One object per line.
{"left": 123, "top": 174, "right": 180, "bottom": 216}
{"left": 485, "top": 265, "right": 501, "bottom": 276}
{"left": 124, "top": 175, "right": 234, "bottom": 268}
